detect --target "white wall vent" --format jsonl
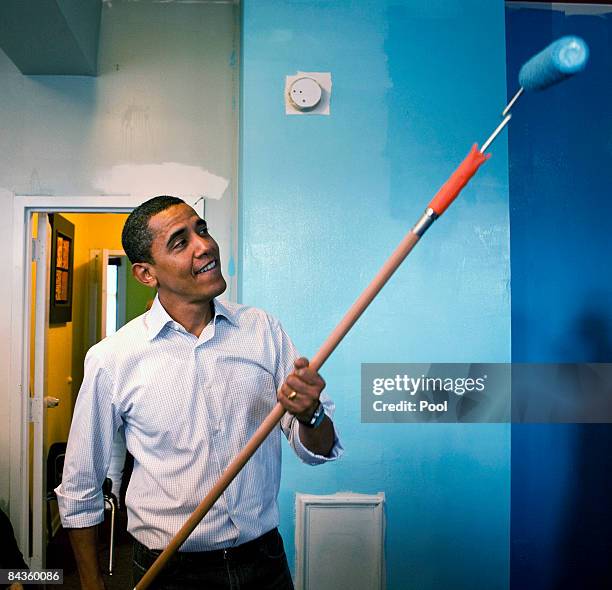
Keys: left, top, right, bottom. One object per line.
{"left": 295, "top": 492, "right": 385, "bottom": 590}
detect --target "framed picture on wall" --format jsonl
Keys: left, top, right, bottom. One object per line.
{"left": 49, "top": 214, "right": 75, "bottom": 324}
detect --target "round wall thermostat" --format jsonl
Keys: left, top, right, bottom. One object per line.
{"left": 288, "top": 77, "right": 322, "bottom": 111}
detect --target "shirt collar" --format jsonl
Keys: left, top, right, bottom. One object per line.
{"left": 145, "top": 294, "right": 237, "bottom": 341}
{"left": 211, "top": 297, "right": 238, "bottom": 327}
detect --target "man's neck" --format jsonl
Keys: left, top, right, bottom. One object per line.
{"left": 157, "top": 294, "right": 214, "bottom": 338}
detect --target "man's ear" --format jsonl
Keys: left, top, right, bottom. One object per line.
{"left": 131, "top": 262, "right": 158, "bottom": 288}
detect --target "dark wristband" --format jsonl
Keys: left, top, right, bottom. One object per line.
{"left": 297, "top": 401, "right": 325, "bottom": 429}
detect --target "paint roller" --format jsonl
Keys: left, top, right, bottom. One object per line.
{"left": 503, "top": 35, "right": 589, "bottom": 117}
{"left": 134, "top": 35, "right": 589, "bottom": 590}
{"left": 414, "top": 35, "right": 590, "bottom": 235}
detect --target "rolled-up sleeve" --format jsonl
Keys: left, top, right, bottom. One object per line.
{"left": 285, "top": 393, "right": 344, "bottom": 465}
{"left": 270, "top": 316, "right": 344, "bottom": 465}
{"left": 55, "top": 349, "right": 121, "bottom": 528}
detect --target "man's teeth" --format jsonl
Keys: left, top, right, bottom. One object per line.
{"left": 198, "top": 260, "right": 217, "bottom": 274}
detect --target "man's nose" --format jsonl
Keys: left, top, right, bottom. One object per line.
{"left": 193, "top": 233, "right": 212, "bottom": 257}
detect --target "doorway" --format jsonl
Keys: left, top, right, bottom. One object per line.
{"left": 40, "top": 214, "right": 156, "bottom": 552}
{"left": 40, "top": 212, "right": 156, "bottom": 581}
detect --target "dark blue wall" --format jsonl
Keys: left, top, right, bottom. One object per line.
{"left": 506, "top": 6, "right": 612, "bottom": 589}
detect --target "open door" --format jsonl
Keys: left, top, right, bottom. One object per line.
{"left": 30, "top": 213, "right": 51, "bottom": 569}
{"left": 29, "top": 213, "right": 71, "bottom": 568}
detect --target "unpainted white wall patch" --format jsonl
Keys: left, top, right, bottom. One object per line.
{"left": 93, "top": 162, "right": 229, "bottom": 200}
{"left": 285, "top": 72, "right": 332, "bottom": 115}
{"left": 506, "top": 2, "right": 612, "bottom": 16}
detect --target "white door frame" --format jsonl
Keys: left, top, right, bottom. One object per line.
{"left": 8, "top": 195, "right": 153, "bottom": 565}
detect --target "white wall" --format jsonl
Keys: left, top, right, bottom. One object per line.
{"left": 0, "top": 0, "right": 238, "bottom": 515}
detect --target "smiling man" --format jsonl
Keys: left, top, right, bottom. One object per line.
{"left": 55, "top": 196, "right": 343, "bottom": 590}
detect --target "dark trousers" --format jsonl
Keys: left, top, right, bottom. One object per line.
{"left": 132, "top": 528, "right": 295, "bottom": 590}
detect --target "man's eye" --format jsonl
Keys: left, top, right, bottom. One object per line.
{"left": 173, "top": 239, "right": 186, "bottom": 249}
{"left": 199, "top": 226, "right": 208, "bottom": 235}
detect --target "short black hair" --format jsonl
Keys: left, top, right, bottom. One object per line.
{"left": 122, "top": 195, "right": 185, "bottom": 264}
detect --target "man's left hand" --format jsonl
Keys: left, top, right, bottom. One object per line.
{"left": 278, "top": 357, "right": 325, "bottom": 423}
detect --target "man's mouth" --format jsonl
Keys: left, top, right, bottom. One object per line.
{"left": 196, "top": 260, "right": 218, "bottom": 274}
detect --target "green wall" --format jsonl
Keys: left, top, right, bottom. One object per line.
{"left": 124, "top": 261, "right": 155, "bottom": 323}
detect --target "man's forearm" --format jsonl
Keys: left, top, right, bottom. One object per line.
{"left": 298, "top": 415, "right": 335, "bottom": 456}
{"left": 67, "top": 526, "right": 105, "bottom": 590}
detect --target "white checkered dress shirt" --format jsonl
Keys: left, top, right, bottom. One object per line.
{"left": 56, "top": 296, "right": 343, "bottom": 550}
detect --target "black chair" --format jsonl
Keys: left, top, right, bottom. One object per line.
{"left": 45, "top": 442, "right": 118, "bottom": 575}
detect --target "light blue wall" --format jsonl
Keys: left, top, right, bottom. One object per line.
{"left": 241, "top": 1, "right": 510, "bottom": 588}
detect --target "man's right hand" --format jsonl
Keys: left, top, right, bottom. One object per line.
{"left": 66, "top": 526, "right": 106, "bottom": 590}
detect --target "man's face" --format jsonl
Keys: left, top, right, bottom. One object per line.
{"left": 140, "top": 203, "right": 227, "bottom": 305}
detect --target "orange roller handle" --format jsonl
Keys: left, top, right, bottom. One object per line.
{"left": 428, "top": 144, "right": 490, "bottom": 216}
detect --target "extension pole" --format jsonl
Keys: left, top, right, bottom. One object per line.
{"left": 134, "top": 143, "right": 490, "bottom": 590}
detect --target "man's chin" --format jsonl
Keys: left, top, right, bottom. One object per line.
{"left": 213, "top": 277, "right": 228, "bottom": 298}
{"left": 201, "top": 275, "right": 227, "bottom": 301}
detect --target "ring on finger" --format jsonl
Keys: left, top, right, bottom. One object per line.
{"left": 287, "top": 390, "right": 298, "bottom": 400}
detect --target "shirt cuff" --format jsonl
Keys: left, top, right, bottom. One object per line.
{"left": 290, "top": 412, "right": 344, "bottom": 465}
{"left": 54, "top": 484, "right": 105, "bottom": 529}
